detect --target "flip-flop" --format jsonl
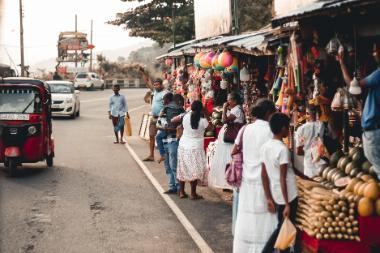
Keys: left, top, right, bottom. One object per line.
{"left": 120, "top": 141, "right": 126, "bottom": 144}
{"left": 190, "top": 194, "right": 203, "bottom": 200}
{"left": 114, "top": 141, "right": 119, "bottom": 144}
{"left": 143, "top": 157, "right": 154, "bottom": 162}
{"left": 179, "top": 193, "right": 188, "bottom": 199}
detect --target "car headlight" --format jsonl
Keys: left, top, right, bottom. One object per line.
{"left": 66, "top": 98, "right": 73, "bottom": 103}
{"left": 28, "top": 126, "right": 37, "bottom": 135}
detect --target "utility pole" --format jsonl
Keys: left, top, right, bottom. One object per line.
{"left": 19, "top": 0, "right": 25, "bottom": 77}
{"left": 89, "top": 20, "right": 93, "bottom": 72}
{"left": 232, "top": 0, "right": 239, "bottom": 35}
{"left": 172, "top": 4, "right": 176, "bottom": 48}
{"left": 75, "top": 14, "right": 78, "bottom": 68}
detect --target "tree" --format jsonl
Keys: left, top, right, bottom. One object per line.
{"left": 238, "top": 0, "right": 272, "bottom": 32}
{"left": 108, "top": 0, "right": 195, "bottom": 46}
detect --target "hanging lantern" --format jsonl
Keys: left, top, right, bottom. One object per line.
{"left": 206, "top": 51, "right": 215, "bottom": 66}
{"left": 218, "top": 50, "right": 233, "bottom": 68}
{"left": 240, "top": 66, "right": 250, "bottom": 82}
{"left": 349, "top": 77, "right": 362, "bottom": 95}
{"left": 194, "top": 52, "right": 205, "bottom": 68}
{"left": 225, "top": 57, "right": 238, "bottom": 73}
{"left": 212, "top": 53, "right": 224, "bottom": 71}
{"left": 165, "top": 58, "right": 173, "bottom": 66}
{"left": 200, "top": 52, "right": 212, "bottom": 69}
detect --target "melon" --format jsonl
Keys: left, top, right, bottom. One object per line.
{"left": 358, "top": 182, "right": 368, "bottom": 196}
{"left": 350, "top": 168, "right": 359, "bottom": 178}
{"left": 345, "top": 162, "right": 358, "bottom": 175}
{"left": 327, "top": 169, "right": 338, "bottom": 181}
{"left": 335, "top": 177, "right": 350, "bottom": 188}
{"left": 358, "top": 197, "right": 374, "bottom": 217}
{"left": 354, "top": 181, "right": 365, "bottom": 195}
{"left": 340, "top": 157, "right": 352, "bottom": 171}
{"left": 352, "top": 149, "right": 364, "bottom": 163}
{"left": 361, "top": 174, "right": 374, "bottom": 182}
{"left": 320, "top": 166, "right": 330, "bottom": 178}
{"left": 363, "top": 182, "right": 380, "bottom": 200}
{"left": 349, "top": 147, "right": 361, "bottom": 157}
{"left": 330, "top": 150, "right": 344, "bottom": 167}
{"left": 346, "top": 178, "right": 362, "bottom": 192}
{"left": 369, "top": 166, "right": 378, "bottom": 178}
{"left": 375, "top": 199, "right": 380, "bottom": 215}
{"left": 362, "top": 161, "right": 372, "bottom": 173}
{"left": 337, "top": 157, "right": 345, "bottom": 170}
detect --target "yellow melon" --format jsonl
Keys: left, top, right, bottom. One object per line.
{"left": 358, "top": 182, "right": 369, "bottom": 196}
{"left": 358, "top": 197, "right": 374, "bottom": 217}
{"left": 376, "top": 199, "right": 380, "bottom": 216}
{"left": 361, "top": 174, "right": 375, "bottom": 182}
{"left": 363, "top": 182, "right": 380, "bottom": 200}
{"left": 354, "top": 181, "right": 365, "bottom": 195}
{"left": 346, "top": 178, "right": 361, "bottom": 192}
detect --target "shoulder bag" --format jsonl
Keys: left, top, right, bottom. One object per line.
{"left": 225, "top": 125, "right": 246, "bottom": 188}
{"left": 223, "top": 107, "right": 245, "bottom": 143}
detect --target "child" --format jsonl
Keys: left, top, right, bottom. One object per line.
{"left": 261, "top": 113, "right": 299, "bottom": 253}
{"left": 156, "top": 93, "right": 174, "bottom": 163}
{"left": 295, "top": 104, "right": 325, "bottom": 178}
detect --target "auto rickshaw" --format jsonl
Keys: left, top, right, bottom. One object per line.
{"left": 0, "top": 78, "right": 55, "bottom": 176}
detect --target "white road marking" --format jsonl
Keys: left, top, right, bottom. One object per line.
{"left": 124, "top": 142, "right": 214, "bottom": 253}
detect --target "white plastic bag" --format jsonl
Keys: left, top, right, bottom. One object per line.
{"left": 274, "top": 218, "right": 297, "bottom": 250}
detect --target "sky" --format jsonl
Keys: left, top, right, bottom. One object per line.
{"left": 0, "top": 0, "right": 153, "bottom": 71}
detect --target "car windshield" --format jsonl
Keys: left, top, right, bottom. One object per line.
{"left": 0, "top": 88, "right": 42, "bottom": 114}
{"left": 49, "top": 84, "right": 73, "bottom": 94}
{"left": 76, "top": 73, "right": 87, "bottom": 78}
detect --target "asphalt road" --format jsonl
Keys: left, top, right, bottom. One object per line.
{"left": 0, "top": 88, "right": 232, "bottom": 253}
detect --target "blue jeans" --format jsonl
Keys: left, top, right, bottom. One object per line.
{"left": 156, "top": 130, "right": 167, "bottom": 156}
{"left": 163, "top": 141, "right": 179, "bottom": 191}
{"left": 363, "top": 129, "right": 380, "bottom": 180}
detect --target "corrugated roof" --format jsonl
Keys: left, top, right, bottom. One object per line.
{"left": 191, "top": 34, "right": 253, "bottom": 49}
{"left": 272, "top": 0, "right": 380, "bottom": 26}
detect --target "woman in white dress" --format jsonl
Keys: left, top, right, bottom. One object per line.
{"left": 209, "top": 92, "right": 245, "bottom": 189}
{"left": 177, "top": 100, "right": 211, "bottom": 199}
{"left": 233, "top": 99, "right": 278, "bottom": 253}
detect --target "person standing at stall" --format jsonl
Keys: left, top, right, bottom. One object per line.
{"left": 144, "top": 79, "right": 167, "bottom": 162}
{"left": 337, "top": 42, "right": 380, "bottom": 179}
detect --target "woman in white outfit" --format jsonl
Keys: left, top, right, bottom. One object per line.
{"left": 233, "top": 99, "right": 278, "bottom": 253}
{"left": 209, "top": 92, "right": 245, "bottom": 189}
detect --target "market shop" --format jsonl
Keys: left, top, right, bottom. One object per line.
{"left": 271, "top": 0, "right": 380, "bottom": 251}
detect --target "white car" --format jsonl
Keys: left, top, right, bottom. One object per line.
{"left": 74, "top": 72, "right": 104, "bottom": 90}
{"left": 47, "top": 81, "right": 80, "bottom": 118}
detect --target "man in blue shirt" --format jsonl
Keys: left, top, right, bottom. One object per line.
{"left": 144, "top": 79, "right": 167, "bottom": 161}
{"left": 338, "top": 42, "right": 380, "bottom": 179}
{"left": 108, "top": 84, "right": 128, "bottom": 144}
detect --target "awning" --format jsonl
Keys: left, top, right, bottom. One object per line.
{"left": 272, "top": 0, "right": 380, "bottom": 27}
{"left": 191, "top": 34, "right": 253, "bottom": 49}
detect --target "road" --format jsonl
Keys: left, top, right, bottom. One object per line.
{"left": 0, "top": 88, "right": 232, "bottom": 253}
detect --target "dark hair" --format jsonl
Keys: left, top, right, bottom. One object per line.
{"left": 228, "top": 91, "right": 242, "bottom": 105}
{"left": 113, "top": 84, "right": 120, "bottom": 89}
{"left": 251, "top": 99, "right": 276, "bottom": 120}
{"left": 190, "top": 100, "right": 203, "bottom": 129}
{"left": 269, "top": 113, "right": 290, "bottom": 135}
{"left": 154, "top": 78, "right": 163, "bottom": 85}
{"left": 163, "top": 92, "right": 173, "bottom": 102}
{"left": 306, "top": 103, "right": 317, "bottom": 117}
{"left": 173, "top": 94, "right": 184, "bottom": 107}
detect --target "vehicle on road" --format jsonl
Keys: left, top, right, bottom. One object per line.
{"left": 74, "top": 72, "right": 104, "bottom": 90}
{"left": 47, "top": 81, "right": 80, "bottom": 118}
{"left": 0, "top": 63, "right": 16, "bottom": 78}
{"left": 0, "top": 78, "right": 55, "bottom": 176}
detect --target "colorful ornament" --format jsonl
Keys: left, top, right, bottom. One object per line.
{"left": 200, "top": 52, "right": 212, "bottom": 69}
{"left": 225, "top": 57, "right": 238, "bottom": 73}
{"left": 218, "top": 50, "right": 233, "bottom": 68}
{"left": 165, "top": 58, "right": 173, "bottom": 66}
{"left": 194, "top": 52, "right": 205, "bottom": 68}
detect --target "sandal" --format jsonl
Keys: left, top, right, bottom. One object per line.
{"left": 114, "top": 141, "right": 119, "bottom": 144}
{"left": 179, "top": 193, "right": 188, "bottom": 199}
{"left": 120, "top": 141, "right": 126, "bottom": 144}
{"left": 190, "top": 194, "right": 203, "bottom": 200}
{"left": 143, "top": 157, "right": 154, "bottom": 162}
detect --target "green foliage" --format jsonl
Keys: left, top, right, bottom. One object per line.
{"left": 237, "top": 0, "right": 273, "bottom": 32}
{"left": 108, "top": 0, "right": 195, "bottom": 46}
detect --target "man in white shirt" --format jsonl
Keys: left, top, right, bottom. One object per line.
{"left": 108, "top": 84, "right": 128, "bottom": 144}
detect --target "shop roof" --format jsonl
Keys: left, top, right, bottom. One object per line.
{"left": 272, "top": 0, "right": 380, "bottom": 27}
{"left": 191, "top": 34, "right": 253, "bottom": 49}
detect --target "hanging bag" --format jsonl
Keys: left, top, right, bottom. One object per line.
{"left": 274, "top": 218, "right": 297, "bottom": 250}
{"left": 124, "top": 115, "right": 132, "bottom": 137}
{"left": 225, "top": 126, "right": 246, "bottom": 188}
{"left": 223, "top": 106, "right": 245, "bottom": 143}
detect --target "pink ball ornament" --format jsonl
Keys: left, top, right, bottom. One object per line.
{"left": 200, "top": 52, "right": 212, "bottom": 69}
{"left": 165, "top": 58, "right": 173, "bottom": 66}
{"left": 218, "top": 50, "right": 233, "bottom": 68}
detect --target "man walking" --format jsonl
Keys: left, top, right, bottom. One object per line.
{"left": 144, "top": 79, "right": 167, "bottom": 161}
{"left": 337, "top": 42, "right": 380, "bottom": 179}
{"left": 108, "top": 84, "right": 128, "bottom": 144}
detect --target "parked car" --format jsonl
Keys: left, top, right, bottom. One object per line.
{"left": 47, "top": 81, "right": 80, "bottom": 118}
{"left": 74, "top": 72, "right": 104, "bottom": 90}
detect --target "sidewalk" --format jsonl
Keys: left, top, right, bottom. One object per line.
{"left": 125, "top": 134, "right": 233, "bottom": 253}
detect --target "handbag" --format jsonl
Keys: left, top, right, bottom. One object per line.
{"left": 223, "top": 106, "right": 245, "bottom": 143}
{"left": 225, "top": 126, "right": 246, "bottom": 188}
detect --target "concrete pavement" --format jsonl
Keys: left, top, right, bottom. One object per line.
{"left": 0, "top": 88, "right": 232, "bottom": 253}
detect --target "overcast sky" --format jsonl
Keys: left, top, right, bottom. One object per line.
{"left": 0, "top": 0, "right": 152, "bottom": 68}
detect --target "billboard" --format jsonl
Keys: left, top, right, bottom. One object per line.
{"left": 194, "top": 0, "right": 232, "bottom": 40}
